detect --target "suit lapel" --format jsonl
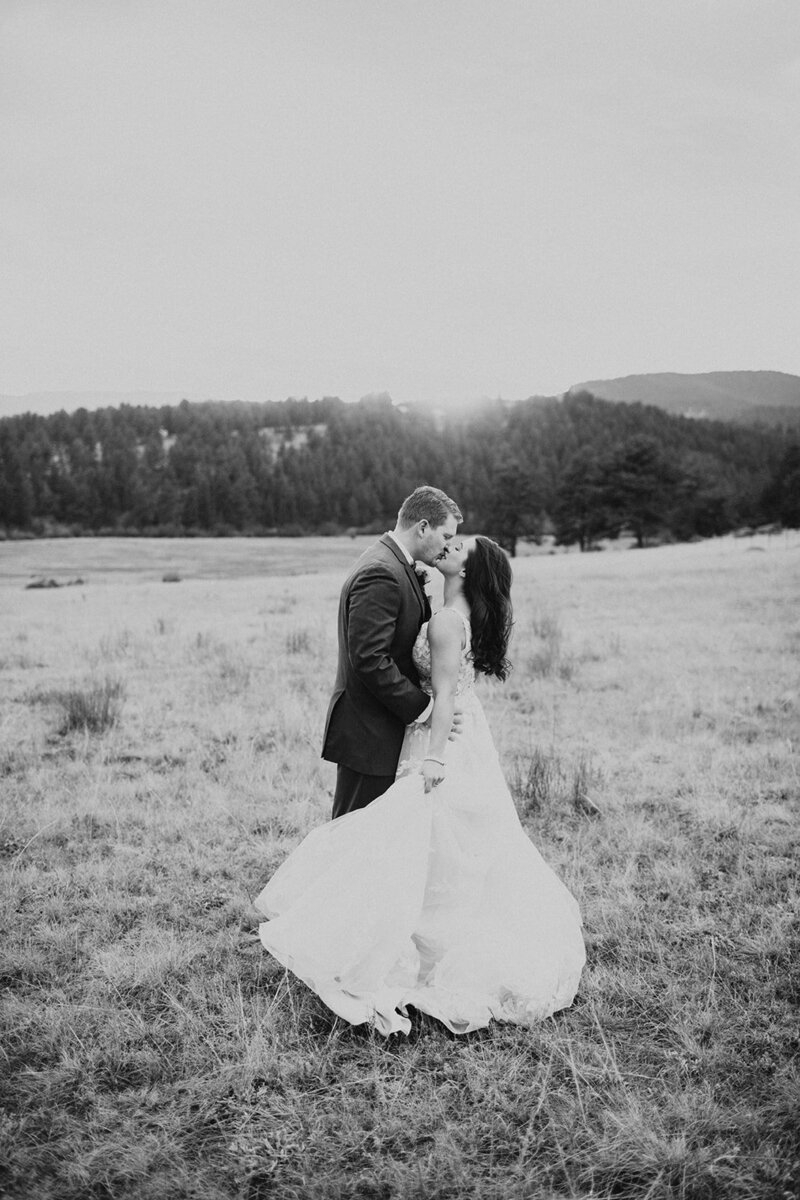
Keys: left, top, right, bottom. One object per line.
{"left": 380, "top": 534, "right": 427, "bottom": 618}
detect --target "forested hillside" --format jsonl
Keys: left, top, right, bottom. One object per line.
{"left": 1, "top": 392, "right": 797, "bottom": 550}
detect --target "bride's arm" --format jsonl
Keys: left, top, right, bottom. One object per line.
{"left": 422, "top": 609, "right": 466, "bottom": 793}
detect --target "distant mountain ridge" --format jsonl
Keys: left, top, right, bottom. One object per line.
{"left": 566, "top": 371, "right": 800, "bottom": 425}
{"left": 4, "top": 372, "right": 800, "bottom": 426}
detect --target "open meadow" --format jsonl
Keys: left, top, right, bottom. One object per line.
{"left": 1, "top": 533, "right": 799, "bottom": 1200}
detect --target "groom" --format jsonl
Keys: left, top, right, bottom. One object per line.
{"left": 322, "top": 485, "right": 462, "bottom": 819}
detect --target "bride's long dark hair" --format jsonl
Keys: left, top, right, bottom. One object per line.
{"left": 462, "top": 536, "right": 513, "bottom": 680}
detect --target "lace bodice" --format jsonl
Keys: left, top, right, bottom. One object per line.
{"left": 412, "top": 608, "right": 475, "bottom": 698}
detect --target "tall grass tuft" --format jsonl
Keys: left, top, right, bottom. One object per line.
{"left": 511, "top": 747, "right": 603, "bottom": 818}
{"left": 527, "top": 609, "right": 576, "bottom": 680}
{"left": 284, "top": 628, "right": 316, "bottom": 657}
{"left": 510, "top": 746, "right": 559, "bottom": 814}
{"left": 571, "top": 752, "right": 603, "bottom": 816}
{"left": 285, "top": 627, "right": 312, "bottom": 655}
{"left": 53, "top": 677, "right": 125, "bottom": 735}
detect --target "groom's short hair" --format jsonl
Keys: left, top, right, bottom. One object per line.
{"left": 397, "top": 486, "right": 462, "bottom": 529}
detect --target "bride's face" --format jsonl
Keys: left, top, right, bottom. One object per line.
{"left": 435, "top": 537, "right": 469, "bottom": 577}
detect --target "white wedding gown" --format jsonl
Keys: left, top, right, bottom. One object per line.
{"left": 255, "top": 611, "right": 585, "bottom": 1036}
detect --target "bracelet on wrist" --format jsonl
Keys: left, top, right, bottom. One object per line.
{"left": 424, "top": 756, "right": 446, "bottom": 766}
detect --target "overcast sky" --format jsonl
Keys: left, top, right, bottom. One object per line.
{"left": 2, "top": 0, "right": 799, "bottom": 411}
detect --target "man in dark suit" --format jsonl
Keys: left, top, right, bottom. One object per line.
{"left": 322, "top": 485, "right": 462, "bottom": 819}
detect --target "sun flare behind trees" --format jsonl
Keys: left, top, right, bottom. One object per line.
{"left": 0, "top": 392, "right": 796, "bottom": 553}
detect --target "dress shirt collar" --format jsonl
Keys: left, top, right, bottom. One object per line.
{"left": 386, "top": 529, "right": 415, "bottom": 565}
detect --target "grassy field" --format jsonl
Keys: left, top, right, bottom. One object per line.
{"left": 1, "top": 533, "right": 798, "bottom": 1200}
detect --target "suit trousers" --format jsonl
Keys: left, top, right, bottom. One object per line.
{"left": 332, "top": 764, "right": 395, "bottom": 820}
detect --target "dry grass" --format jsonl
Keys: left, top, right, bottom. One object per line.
{"left": 28, "top": 676, "right": 126, "bottom": 735}
{"left": 1, "top": 533, "right": 799, "bottom": 1199}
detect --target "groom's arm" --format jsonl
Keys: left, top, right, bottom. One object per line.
{"left": 346, "top": 567, "right": 429, "bottom": 725}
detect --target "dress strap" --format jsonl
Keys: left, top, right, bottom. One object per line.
{"left": 436, "top": 606, "right": 471, "bottom": 642}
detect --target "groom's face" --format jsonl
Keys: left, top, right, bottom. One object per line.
{"left": 417, "top": 514, "right": 459, "bottom": 566}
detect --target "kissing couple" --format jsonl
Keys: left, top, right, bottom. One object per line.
{"left": 255, "top": 486, "right": 585, "bottom": 1035}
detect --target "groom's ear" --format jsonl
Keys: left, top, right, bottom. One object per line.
{"left": 418, "top": 519, "right": 428, "bottom": 534}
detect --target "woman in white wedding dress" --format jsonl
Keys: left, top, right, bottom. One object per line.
{"left": 254, "top": 536, "right": 585, "bottom": 1036}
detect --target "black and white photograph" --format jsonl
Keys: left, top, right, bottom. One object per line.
{"left": 1, "top": 2, "right": 799, "bottom": 1197}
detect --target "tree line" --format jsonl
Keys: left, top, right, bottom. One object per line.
{"left": 0, "top": 392, "right": 797, "bottom": 552}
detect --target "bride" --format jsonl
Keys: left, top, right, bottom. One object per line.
{"left": 254, "top": 536, "right": 585, "bottom": 1036}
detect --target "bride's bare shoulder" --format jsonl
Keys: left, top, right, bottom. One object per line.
{"left": 427, "top": 607, "right": 467, "bottom": 648}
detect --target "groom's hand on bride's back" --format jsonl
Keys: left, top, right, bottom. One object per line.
{"left": 448, "top": 704, "right": 464, "bottom": 740}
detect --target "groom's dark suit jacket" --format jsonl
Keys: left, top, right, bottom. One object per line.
{"left": 322, "top": 534, "right": 431, "bottom": 777}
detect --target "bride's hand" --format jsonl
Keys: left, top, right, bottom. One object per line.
{"left": 422, "top": 757, "right": 446, "bottom": 793}
{"left": 448, "top": 703, "right": 464, "bottom": 741}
